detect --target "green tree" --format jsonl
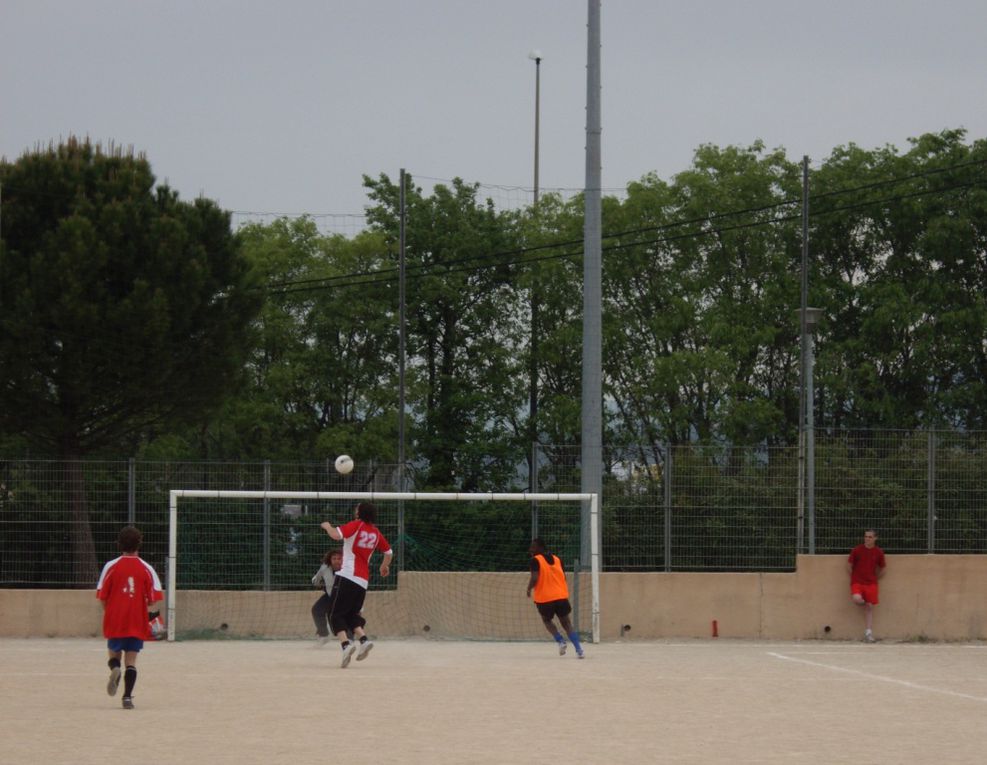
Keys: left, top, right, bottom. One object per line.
{"left": 364, "top": 174, "right": 525, "bottom": 490}
{"left": 199, "top": 218, "right": 400, "bottom": 462}
{"left": 0, "top": 138, "right": 261, "bottom": 583}
{"left": 603, "top": 142, "right": 802, "bottom": 452}
{"left": 509, "top": 192, "right": 586, "bottom": 484}
{"left": 811, "top": 130, "right": 987, "bottom": 430}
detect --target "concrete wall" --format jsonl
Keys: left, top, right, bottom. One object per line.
{"left": 3, "top": 555, "right": 985, "bottom": 640}
{"left": 600, "top": 555, "right": 987, "bottom": 641}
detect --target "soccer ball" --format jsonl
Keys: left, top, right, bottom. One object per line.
{"left": 334, "top": 454, "right": 354, "bottom": 475}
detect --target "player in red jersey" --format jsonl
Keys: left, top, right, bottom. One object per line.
{"left": 95, "top": 525, "right": 163, "bottom": 709}
{"left": 320, "top": 502, "right": 392, "bottom": 668}
{"left": 847, "top": 529, "right": 887, "bottom": 643}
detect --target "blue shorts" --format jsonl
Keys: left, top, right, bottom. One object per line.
{"left": 107, "top": 637, "right": 144, "bottom": 653}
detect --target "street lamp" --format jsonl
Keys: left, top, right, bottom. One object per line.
{"left": 528, "top": 50, "right": 542, "bottom": 204}
{"left": 528, "top": 49, "right": 542, "bottom": 531}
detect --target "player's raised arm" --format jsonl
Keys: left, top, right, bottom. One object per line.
{"left": 320, "top": 521, "right": 343, "bottom": 541}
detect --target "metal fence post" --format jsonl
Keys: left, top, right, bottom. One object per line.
{"left": 262, "top": 460, "right": 271, "bottom": 590}
{"left": 928, "top": 429, "right": 936, "bottom": 553}
{"left": 531, "top": 440, "right": 539, "bottom": 538}
{"left": 127, "top": 457, "right": 136, "bottom": 525}
{"left": 664, "top": 444, "right": 672, "bottom": 572}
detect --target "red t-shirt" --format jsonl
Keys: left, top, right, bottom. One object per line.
{"left": 336, "top": 519, "right": 391, "bottom": 589}
{"left": 848, "top": 544, "right": 886, "bottom": 586}
{"left": 96, "top": 555, "right": 164, "bottom": 639}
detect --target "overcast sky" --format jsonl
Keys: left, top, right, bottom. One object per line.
{"left": 3, "top": 1, "right": 986, "bottom": 233}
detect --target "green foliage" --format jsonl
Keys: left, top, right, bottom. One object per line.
{"left": 603, "top": 142, "right": 802, "bottom": 451}
{"left": 0, "top": 139, "right": 261, "bottom": 583}
{"left": 183, "top": 218, "right": 400, "bottom": 461}
{"left": 364, "top": 173, "right": 527, "bottom": 490}
{"left": 811, "top": 130, "right": 987, "bottom": 430}
{"left": 0, "top": 138, "right": 261, "bottom": 456}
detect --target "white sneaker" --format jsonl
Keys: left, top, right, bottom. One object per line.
{"left": 316, "top": 636, "right": 330, "bottom": 647}
{"left": 340, "top": 642, "right": 357, "bottom": 668}
{"left": 356, "top": 640, "right": 374, "bottom": 661}
{"left": 576, "top": 647, "right": 585, "bottom": 659}
{"left": 864, "top": 631, "right": 876, "bottom": 643}
{"left": 107, "top": 666, "right": 121, "bottom": 696}
{"left": 558, "top": 642, "right": 567, "bottom": 656}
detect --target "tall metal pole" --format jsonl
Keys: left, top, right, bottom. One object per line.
{"left": 581, "top": 0, "right": 603, "bottom": 567}
{"left": 797, "top": 156, "right": 809, "bottom": 554}
{"left": 807, "top": 330, "right": 816, "bottom": 554}
{"left": 398, "top": 169, "right": 407, "bottom": 569}
{"left": 927, "top": 429, "right": 936, "bottom": 553}
{"left": 529, "top": 52, "right": 542, "bottom": 507}
{"left": 801, "top": 158, "right": 816, "bottom": 554}
{"left": 532, "top": 53, "right": 541, "bottom": 205}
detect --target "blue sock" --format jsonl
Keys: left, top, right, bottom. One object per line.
{"left": 568, "top": 632, "right": 583, "bottom": 651}
{"left": 553, "top": 633, "right": 565, "bottom": 645}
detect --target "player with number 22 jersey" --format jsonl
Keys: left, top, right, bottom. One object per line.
{"left": 336, "top": 518, "right": 391, "bottom": 588}
{"left": 320, "top": 502, "right": 393, "bottom": 668}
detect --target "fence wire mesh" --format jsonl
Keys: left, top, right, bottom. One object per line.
{"left": 2, "top": 429, "right": 986, "bottom": 587}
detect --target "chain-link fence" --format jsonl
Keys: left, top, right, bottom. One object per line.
{"left": 2, "top": 429, "right": 985, "bottom": 587}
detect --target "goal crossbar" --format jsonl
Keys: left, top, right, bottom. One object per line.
{"left": 167, "top": 490, "right": 600, "bottom": 643}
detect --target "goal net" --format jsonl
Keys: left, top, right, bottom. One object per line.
{"left": 166, "top": 490, "right": 600, "bottom": 644}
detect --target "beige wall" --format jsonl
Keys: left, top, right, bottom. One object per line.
{"left": 599, "top": 555, "right": 987, "bottom": 641}
{"left": 3, "top": 555, "right": 985, "bottom": 640}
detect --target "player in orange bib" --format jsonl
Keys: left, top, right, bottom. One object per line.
{"left": 526, "top": 538, "right": 584, "bottom": 658}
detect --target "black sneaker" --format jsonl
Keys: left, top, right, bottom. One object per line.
{"left": 122, "top": 696, "right": 134, "bottom": 710}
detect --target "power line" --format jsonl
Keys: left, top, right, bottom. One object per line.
{"left": 267, "top": 174, "right": 987, "bottom": 295}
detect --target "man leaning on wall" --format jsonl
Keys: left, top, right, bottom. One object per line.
{"left": 847, "top": 529, "right": 887, "bottom": 642}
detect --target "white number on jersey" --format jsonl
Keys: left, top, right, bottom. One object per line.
{"left": 356, "top": 530, "right": 378, "bottom": 550}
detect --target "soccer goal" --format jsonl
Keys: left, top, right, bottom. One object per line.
{"left": 167, "top": 490, "right": 600, "bottom": 644}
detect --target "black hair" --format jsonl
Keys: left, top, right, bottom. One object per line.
{"left": 117, "top": 525, "right": 142, "bottom": 553}
{"left": 530, "top": 537, "right": 546, "bottom": 553}
{"left": 323, "top": 549, "right": 342, "bottom": 565}
{"left": 356, "top": 502, "right": 377, "bottom": 524}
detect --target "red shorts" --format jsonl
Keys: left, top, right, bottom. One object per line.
{"left": 851, "top": 582, "right": 879, "bottom": 605}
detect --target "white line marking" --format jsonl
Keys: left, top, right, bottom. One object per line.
{"left": 780, "top": 651, "right": 872, "bottom": 655}
{"left": 768, "top": 652, "right": 987, "bottom": 703}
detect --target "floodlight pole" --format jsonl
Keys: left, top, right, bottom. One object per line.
{"left": 798, "top": 156, "right": 809, "bottom": 554}
{"left": 528, "top": 50, "right": 543, "bottom": 534}
{"left": 398, "top": 168, "right": 407, "bottom": 569}
{"left": 581, "top": 0, "right": 603, "bottom": 568}
{"left": 529, "top": 51, "right": 542, "bottom": 206}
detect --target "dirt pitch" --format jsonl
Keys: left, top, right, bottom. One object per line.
{"left": 3, "top": 637, "right": 987, "bottom": 764}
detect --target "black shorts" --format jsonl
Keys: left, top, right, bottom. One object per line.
{"left": 535, "top": 599, "right": 572, "bottom": 620}
{"left": 328, "top": 576, "right": 368, "bottom": 635}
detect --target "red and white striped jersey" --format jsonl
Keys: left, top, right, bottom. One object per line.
{"left": 335, "top": 520, "right": 391, "bottom": 589}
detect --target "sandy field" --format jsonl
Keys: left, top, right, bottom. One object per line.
{"left": 2, "top": 637, "right": 987, "bottom": 764}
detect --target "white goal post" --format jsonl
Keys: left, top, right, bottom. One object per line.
{"left": 168, "top": 490, "right": 600, "bottom": 643}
